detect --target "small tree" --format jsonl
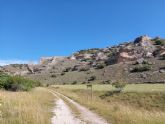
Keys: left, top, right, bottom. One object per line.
{"left": 72, "top": 81, "right": 77, "bottom": 85}
{"left": 61, "top": 72, "right": 65, "bottom": 76}
{"left": 112, "top": 82, "right": 126, "bottom": 92}
{"left": 51, "top": 74, "right": 56, "bottom": 78}
{"left": 95, "top": 64, "right": 105, "bottom": 69}
{"left": 88, "top": 76, "right": 96, "bottom": 81}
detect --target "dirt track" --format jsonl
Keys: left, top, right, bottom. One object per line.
{"left": 49, "top": 90, "right": 108, "bottom": 124}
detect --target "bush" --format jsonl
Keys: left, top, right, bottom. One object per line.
{"left": 131, "top": 65, "right": 151, "bottom": 73}
{"left": 72, "top": 81, "right": 77, "bottom": 85}
{"left": 142, "top": 60, "right": 150, "bottom": 65}
{"left": 95, "top": 64, "right": 105, "bottom": 69}
{"left": 112, "top": 82, "right": 126, "bottom": 92}
{"left": 0, "top": 73, "right": 41, "bottom": 91}
{"left": 51, "top": 74, "right": 56, "bottom": 78}
{"left": 61, "top": 72, "right": 65, "bottom": 76}
{"left": 0, "top": 73, "right": 10, "bottom": 89}
{"left": 102, "top": 80, "right": 112, "bottom": 84}
{"left": 63, "top": 67, "right": 71, "bottom": 72}
{"left": 88, "top": 76, "right": 96, "bottom": 81}
{"left": 82, "top": 81, "right": 87, "bottom": 84}
{"left": 154, "top": 39, "right": 165, "bottom": 46}
{"left": 46, "top": 84, "right": 50, "bottom": 87}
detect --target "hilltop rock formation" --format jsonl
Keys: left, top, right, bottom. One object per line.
{"left": 1, "top": 35, "right": 165, "bottom": 84}
{"left": 117, "top": 35, "right": 156, "bottom": 62}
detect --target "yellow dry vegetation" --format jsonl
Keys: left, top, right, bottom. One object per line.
{"left": 0, "top": 87, "right": 54, "bottom": 124}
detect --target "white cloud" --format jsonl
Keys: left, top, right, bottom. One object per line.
{"left": 0, "top": 59, "right": 38, "bottom": 66}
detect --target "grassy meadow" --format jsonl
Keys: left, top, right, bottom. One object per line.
{"left": 51, "top": 84, "right": 165, "bottom": 124}
{"left": 0, "top": 87, "right": 55, "bottom": 124}
{"left": 53, "top": 84, "right": 165, "bottom": 92}
{"left": 0, "top": 83, "right": 165, "bottom": 124}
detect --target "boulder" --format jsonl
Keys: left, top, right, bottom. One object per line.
{"left": 159, "top": 69, "right": 165, "bottom": 73}
{"left": 136, "top": 58, "right": 145, "bottom": 64}
{"left": 159, "top": 67, "right": 165, "bottom": 73}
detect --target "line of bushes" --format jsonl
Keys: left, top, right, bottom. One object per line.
{"left": 131, "top": 65, "right": 151, "bottom": 73}
{"left": 0, "top": 73, "right": 41, "bottom": 91}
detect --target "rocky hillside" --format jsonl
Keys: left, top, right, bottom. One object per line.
{"left": 1, "top": 35, "right": 165, "bottom": 84}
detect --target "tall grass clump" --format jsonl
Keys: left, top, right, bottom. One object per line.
{"left": 0, "top": 87, "right": 54, "bottom": 124}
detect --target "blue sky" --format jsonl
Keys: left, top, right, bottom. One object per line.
{"left": 0, "top": 0, "right": 165, "bottom": 65}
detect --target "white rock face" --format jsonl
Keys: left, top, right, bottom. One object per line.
{"left": 160, "top": 51, "right": 165, "bottom": 56}
{"left": 40, "top": 57, "right": 54, "bottom": 65}
{"left": 96, "top": 52, "right": 107, "bottom": 60}
{"left": 120, "top": 52, "right": 135, "bottom": 59}
{"left": 70, "top": 55, "right": 76, "bottom": 60}
{"left": 83, "top": 53, "right": 93, "bottom": 59}
{"left": 51, "top": 57, "right": 66, "bottom": 65}
{"left": 117, "top": 52, "right": 136, "bottom": 63}
{"left": 39, "top": 56, "right": 65, "bottom": 65}
{"left": 146, "top": 52, "right": 153, "bottom": 58}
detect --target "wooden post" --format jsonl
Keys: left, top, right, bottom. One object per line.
{"left": 86, "top": 84, "right": 93, "bottom": 101}
{"left": 91, "top": 85, "right": 93, "bottom": 101}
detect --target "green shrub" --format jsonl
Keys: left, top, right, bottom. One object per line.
{"left": 46, "top": 84, "right": 50, "bottom": 87}
{"left": 142, "top": 60, "right": 150, "bottom": 65}
{"left": 0, "top": 73, "right": 10, "bottom": 88}
{"left": 82, "top": 81, "right": 87, "bottom": 84}
{"left": 61, "top": 72, "right": 65, "bottom": 76}
{"left": 63, "top": 67, "right": 71, "bottom": 72}
{"left": 112, "top": 82, "right": 126, "bottom": 92}
{"left": 95, "top": 63, "right": 105, "bottom": 69}
{"left": 102, "top": 80, "right": 112, "bottom": 84}
{"left": 131, "top": 65, "right": 151, "bottom": 73}
{"left": 154, "top": 39, "right": 165, "bottom": 46}
{"left": 78, "top": 48, "right": 99, "bottom": 54}
{"left": 0, "top": 73, "right": 40, "bottom": 91}
{"left": 72, "top": 81, "right": 77, "bottom": 85}
{"left": 51, "top": 74, "right": 56, "bottom": 78}
{"left": 88, "top": 76, "right": 96, "bottom": 81}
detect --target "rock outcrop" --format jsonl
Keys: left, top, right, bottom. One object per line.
{"left": 40, "top": 56, "right": 66, "bottom": 65}
{"left": 1, "top": 35, "right": 165, "bottom": 84}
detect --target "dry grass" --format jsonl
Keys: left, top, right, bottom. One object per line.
{"left": 52, "top": 86, "right": 165, "bottom": 124}
{"left": 0, "top": 87, "right": 54, "bottom": 124}
{"left": 53, "top": 84, "right": 165, "bottom": 92}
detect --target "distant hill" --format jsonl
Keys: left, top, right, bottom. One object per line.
{"left": 1, "top": 35, "right": 165, "bottom": 84}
